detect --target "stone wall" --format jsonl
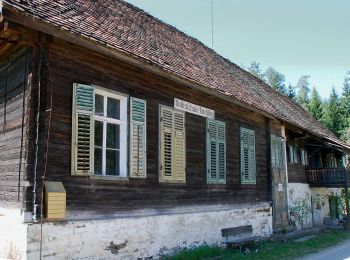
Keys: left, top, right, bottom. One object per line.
{"left": 26, "top": 203, "right": 272, "bottom": 259}
{"left": 288, "top": 183, "right": 341, "bottom": 229}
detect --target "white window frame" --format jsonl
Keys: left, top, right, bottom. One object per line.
{"left": 94, "top": 87, "right": 128, "bottom": 177}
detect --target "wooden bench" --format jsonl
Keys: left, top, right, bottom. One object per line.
{"left": 221, "top": 225, "right": 262, "bottom": 253}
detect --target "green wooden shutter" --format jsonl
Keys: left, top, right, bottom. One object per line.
{"left": 240, "top": 127, "right": 256, "bottom": 184}
{"left": 278, "top": 137, "right": 285, "bottom": 168}
{"left": 271, "top": 135, "right": 276, "bottom": 168}
{"left": 71, "top": 83, "right": 95, "bottom": 175}
{"left": 272, "top": 135, "right": 284, "bottom": 168}
{"left": 207, "top": 119, "right": 226, "bottom": 183}
{"left": 217, "top": 121, "right": 226, "bottom": 182}
{"left": 130, "top": 97, "right": 147, "bottom": 178}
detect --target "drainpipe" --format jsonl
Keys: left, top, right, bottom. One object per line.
{"left": 32, "top": 47, "right": 43, "bottom": 223}
{"left": 281, "top": 125, "right": 290, "bottom": 219}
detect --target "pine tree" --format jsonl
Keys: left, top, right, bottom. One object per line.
{"left": 247, "top": 61, "right": 264, "bottom": 80}
{"left": 340, "top": 71, "right": 350, "bottom": 119}
{"left": 264, "top": 67, "right": 287, "bottom": 95}
{"left": 324, "top": 87, "right": 342, "bottom": 137}
{"left": 340, "top": 71, "right": 350, "bottom": 143}
{"left": 341, "top": 125, "right": 350, "bottom": 145}
{"left": 287, "top": 83, "right": 296, "bottom": 100}
{"left": 308, "top": 87, "right": 324, "bottom": 121}
{"left": 296, "top": 75, "right": 311, "bottom": 109}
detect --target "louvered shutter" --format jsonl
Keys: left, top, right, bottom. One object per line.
{"left": 173, "top": 111, "right": 186, "bottom": 182}
{"left": 160, "top": 107, "right": 175, "bottom": 181}
{"left": 217, "top": 122, "right": 226, "bottom": 181}
{"left": 207, "top": 119, "right": 226, "bottom": 183}
{"left": 71, "top": 84, "right": 94, "bottom": 175}
{"left": 160, "top": 106, "right": 186, "bottom": 182}
{"left": 207, "top": 120, "right": 217, "bottom": 181}
{"left": 240, "top": 127, "right": 256, "bottom": 184}
{"left": 130, "top": 98, "right": 147, "bottom": 178}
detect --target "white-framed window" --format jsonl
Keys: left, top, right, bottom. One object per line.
{"left": 94, "top": 87, "right": 128, "bottom": 177}
{"left": 71, "top": 84, "right": 128, "bottom": 177}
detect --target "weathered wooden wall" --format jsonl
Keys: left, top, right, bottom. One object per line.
{"left": 287, "top": 164, "right": 307, "bottom": 183}
{"left": 0, "top": 48, "right": 32, "bottom": 202}
{"left": 33, "top": 37, "right": 273, "bottom": 215}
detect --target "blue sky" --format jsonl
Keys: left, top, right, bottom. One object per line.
{"left": 125, "top": 0, "right": 350, "bottom": 99}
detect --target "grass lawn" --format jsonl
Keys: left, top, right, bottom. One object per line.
{"left": 169, "top": 229, "right": 350, "bottom": 260}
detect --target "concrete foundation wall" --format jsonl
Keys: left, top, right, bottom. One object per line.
{"left": 0, "top": 203, "right": 27, "bottom": 260}
{"left": 288, "top": 183, "right": 341, "bottom": 229}
{"left": 26, "top": 203, "right": 272, "bottom": 259}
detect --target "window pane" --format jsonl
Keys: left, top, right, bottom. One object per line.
{"left": 106, "top": 123, "right": 120, "bottom": 149}
{"left": 95, "top": 94, "right": 104, "bottom": 116}
{"left": 106, "top": 149, "right": 120, "bottom": 176}
{"left": 94, "top": 121, "right": 103, "bottom": 147}
{"left": 94, "top": 148, "right": 102, "bottom": 175}
{"left": 107, "top": 97, "right": 120, "bottom": 119}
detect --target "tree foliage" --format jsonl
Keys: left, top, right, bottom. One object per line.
{"left": 264, "top": 66, "right": 287, "bottom": 95}
{"left": 245, "top": 61, "right": 350, "bottom": 140}
{"left": 287, "top": 83, "right": 297, "bottom": 100}
{"left": 308, "top": 87, "right": 324, "bottom": 121}
{"left": 247, "top": 61, "right": 264, "bottom": 80}
{"left": 323, "top": 87, "right": 343, "bottom": 137}
{"left": 296, "top": 75, "right": 311, "bottom": 110}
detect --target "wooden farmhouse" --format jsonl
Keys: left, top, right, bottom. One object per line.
{"left": 0, "top": 0, "right": 349, "bottom": 259}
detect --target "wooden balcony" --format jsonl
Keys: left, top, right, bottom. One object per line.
{"left": 305, "top": 168, "right": 350, "bottom": 187}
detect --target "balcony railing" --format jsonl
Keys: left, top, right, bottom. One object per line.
{"left": 305, "top": 168, "right": 350, "bottom": 187}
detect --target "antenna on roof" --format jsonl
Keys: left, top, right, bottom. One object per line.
{"left": 211, "top": 0, "right": 214, "bottom": 49}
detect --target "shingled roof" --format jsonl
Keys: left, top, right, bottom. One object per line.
{"left": 2, "top": 0, "right": 348, "bottom": 149}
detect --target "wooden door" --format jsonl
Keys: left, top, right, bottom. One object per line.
{"left": 271, "top": 135, "right": 289, "bottom": 230}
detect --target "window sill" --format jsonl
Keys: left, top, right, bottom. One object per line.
{"left": 207, "top": 180, "right": 226, "bottom": 185}
{"left": 89, "top": 175, "right": 129, "bottom": 182}
{"left": 159, "top": 179, "right": 186, "bottom": 184}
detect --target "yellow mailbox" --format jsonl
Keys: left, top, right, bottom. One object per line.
{"left": 44, "top": 181, "right": 66, "bottom": 219}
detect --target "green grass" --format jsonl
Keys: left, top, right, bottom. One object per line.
{"left": 169, "top": 229, "right": 350, "bottom": 260}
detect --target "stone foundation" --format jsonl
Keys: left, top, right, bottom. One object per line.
{"left": 0, "top": 203, "right": 27, "bottom": 260}
{"left": 13, "top": 203, "right": 273, "bottom": 259}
